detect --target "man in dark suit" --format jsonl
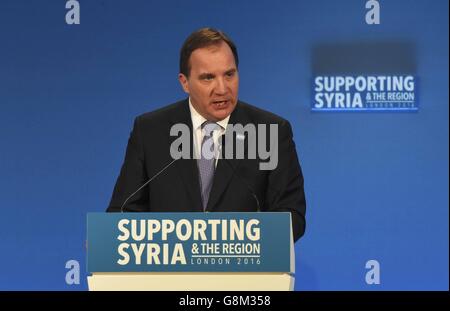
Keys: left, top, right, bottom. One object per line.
{"left": 107, "top": 28, "right": 306, "bottom": 242}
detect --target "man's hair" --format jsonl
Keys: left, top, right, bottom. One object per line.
{"left": 179, "top": 27, "right": 239, "bottom": 77}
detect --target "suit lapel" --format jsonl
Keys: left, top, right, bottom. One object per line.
{"left": 206, "top": 102, "right": 244, "bottom": 211}
{"left": 169, "top": 99, "right": 203, "bottom": 212}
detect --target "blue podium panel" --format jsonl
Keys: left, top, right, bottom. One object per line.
{"left": 87, "top": 212, "right": 292, "bottom": 273}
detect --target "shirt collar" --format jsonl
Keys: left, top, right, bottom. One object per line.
{"left": 188, "top": 97, "right": 230, "bottom": 130}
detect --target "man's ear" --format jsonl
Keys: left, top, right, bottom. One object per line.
{"left": 178, "top": 73, "right": 189, "bottom": 94}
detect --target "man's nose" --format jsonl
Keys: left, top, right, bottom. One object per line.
{"left": 214, "top": 77, "right": 227, "bottom": 95}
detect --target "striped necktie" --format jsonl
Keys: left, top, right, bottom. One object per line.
{"left": 197, "top": 121, "right": 219, "bottom": 211}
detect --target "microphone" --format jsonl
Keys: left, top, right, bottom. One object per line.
{"left": 218, "top": 135, "right": 261, "bottom": 212}
{"left": 120, "top": 146, "right": 182, "bottom": 213}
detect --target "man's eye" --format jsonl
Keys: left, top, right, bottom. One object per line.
{"left": 226, "top": 72, "right": 235, "bottom": 77}
{"left": 202, "top": 75, "right": 214, "bottom": 81}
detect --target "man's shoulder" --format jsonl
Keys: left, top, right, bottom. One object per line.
{"left": 136, "top": 99, "right": 188, "bottom": 124}
{"left": 236, "top": 100, "right": 289, "bottom": 125}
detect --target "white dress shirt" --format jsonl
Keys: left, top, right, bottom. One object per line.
{"left": 189, "top": 98, "right": 230, "bottom": 166}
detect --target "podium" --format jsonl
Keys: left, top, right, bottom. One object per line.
{"left": 87, "top": 212, "right": 295, "bottom": 291}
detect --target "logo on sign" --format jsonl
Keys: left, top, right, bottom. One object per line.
{"left": 313, "top": 75, "right": 418, "bottom": 111}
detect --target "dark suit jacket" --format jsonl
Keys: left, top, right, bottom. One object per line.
{"left": 107, "top": 99, "right": 306, "bottom": 242}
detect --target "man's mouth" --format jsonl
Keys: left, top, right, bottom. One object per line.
{"left": 212, "top": 100, "right": 229, "bottom": 107}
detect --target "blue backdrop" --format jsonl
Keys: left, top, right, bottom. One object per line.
{"left": 0, "top": 0, "right": 448, "bottom": 290}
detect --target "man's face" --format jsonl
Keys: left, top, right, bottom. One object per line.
{"left": 178, "top": 41, "right": 239, "bottom": 122}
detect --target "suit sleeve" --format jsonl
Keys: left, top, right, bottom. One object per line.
{"left": 263, "top": 120, "right": 306, "bottom": 242}
{"left": 106, "top": 117, "right": 149, "bottom": 212}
